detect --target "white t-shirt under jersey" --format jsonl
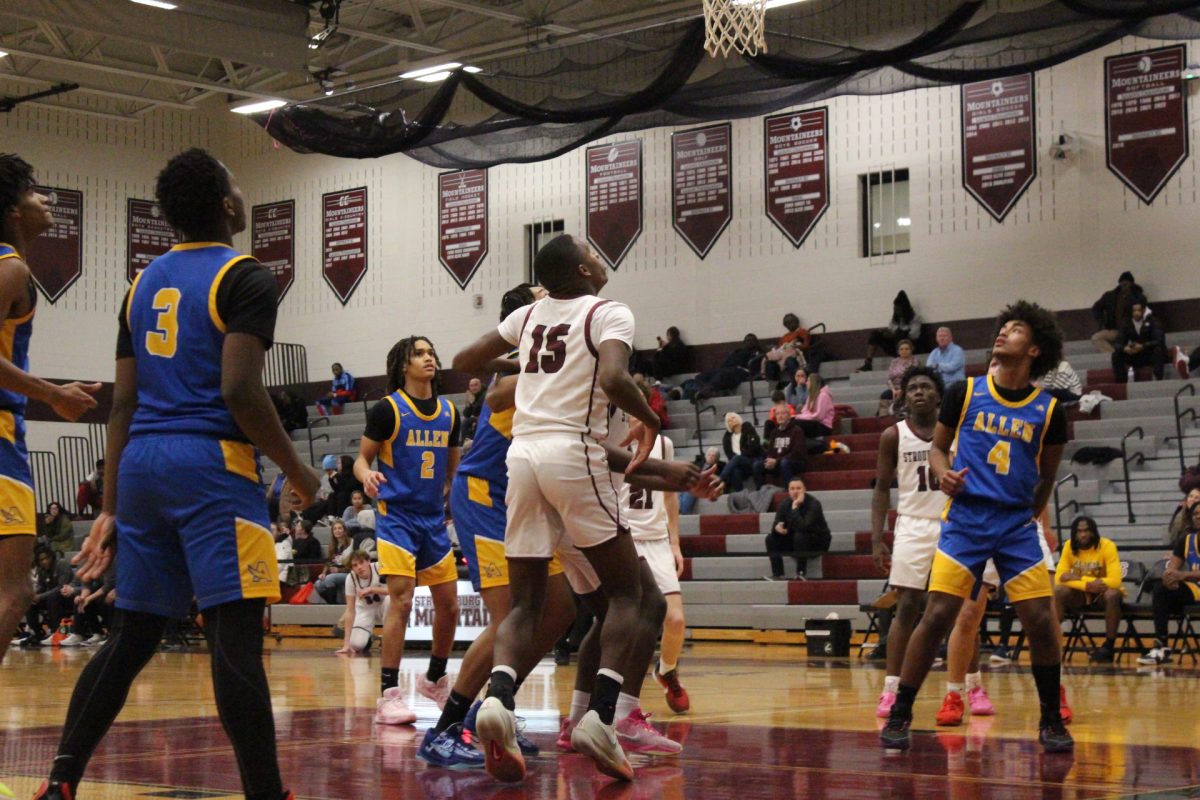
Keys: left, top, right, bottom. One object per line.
{"left": 497, "top": 295, "right": 635, "bottom": 441}
{"left": 895, "top": 419, "right": 946, "bottom": 520}
{"left": 610, "top": 409, "right": 672, "bottom": 541}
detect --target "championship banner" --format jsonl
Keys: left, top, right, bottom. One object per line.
{"left": 251, "top": 201, "right": 295, "bottom": 305}
{"left": 322, "top": 187, "right": 368, "bottom": 304}
{"left": 126, "top": 198, "right": 178, "bottom": 282}
{"left": 437, "top": 169, "right": 488, "bottom": 289}
{"left": 961, "top": 75, "right": 1037, "bottom": 222}
{"left": 672, "top": 123, "right": 732, "bottom": 259}
{"left": 586, "top": 140, "right": 642, "bottom": 268}
{"left": 26, "top": 186, "right": 82, "bottom": 303}
{"left": 1105, "top": 45, "right": 1189, "bottom": 204}
{"left": 764, "top": 108, "right": 828, "bottom": 248}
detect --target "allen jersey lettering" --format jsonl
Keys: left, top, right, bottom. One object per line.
{"left": 496, "top": 295, "right": 635, "bottom": 442}
{"left": 895, "top": 420, "right": 944, "bottom": 520}
{"left": 950, "top": 375, "right": 1056, "bottom": 508}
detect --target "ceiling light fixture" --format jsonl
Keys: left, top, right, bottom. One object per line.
{"left": 0, "top": 51, "right": 8, "bottom": 59}
{"left": 231, "top": 98, "right": 287, "bottom": 115}
{"left": 130, "top": 0, "right": 178, "bottom": 9}
{"left": 401, "top": 62, "right": 462, "bottom": 80}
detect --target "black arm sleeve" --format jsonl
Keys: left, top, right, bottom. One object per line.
{"left": 215, "top": 260, "right": 278, "bottom": 348}
{"left": 449, "top": 407, "right": 462, "bottom": 447}
{"left": 1173, "top": 535, "right": 1187, "bottom": 560}
{"left": 363, "top": 400, "right": 396, "bottom": 443}
{"left": 938, "top": 380, "right": 969, "bottom": 428}
{"left": 116, "top": 290, "right": 134, "bottom": 359}
{"left": 1044, "top": 402, "right": 1068, "bottom": 446}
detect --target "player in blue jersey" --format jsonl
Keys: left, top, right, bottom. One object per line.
{"left": 355, "top": 335, "right": 463, "bottom": 726}
{"left": 881, "top": 301, "right": 1072, "bottom": 754}
{"left": 0, "top": 154, "right": 99, "bottom": 664}
{"left": 36, "top": 149, "right": 320, "bottom": 800}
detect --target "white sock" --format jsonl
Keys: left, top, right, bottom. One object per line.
{"left": 658, "top": 657, "right": 677, "bottom": 676}
{"left": 615, "top": 692, "right": 640, "bottom": 721}
{"left": 947, "top": 682, "right": 965, "bottom": 695}
{"left": 883, "top": 675, "right": 900, "bottom": 693}
{"left": 965, "top": 672, "right": 982, "bottom": 691}
{"left": 569, "top": 690, "right": 591, "bottom": 724}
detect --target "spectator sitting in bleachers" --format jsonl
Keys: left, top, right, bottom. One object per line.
{"left": 19, "top": 545, "right": 74, "bottom": 646}
{"left": 1112, "top": 301, "right": 1167, "bottom": 382}
{"left": 75, "top": 458, "right": 103, "bottom": 518}
{"left": 315, "top": 520, "right": 356, "bottom": 604}
{"left": 634, "top": 372, "right": 671, "bottom": 428}
{"left": 859, "top": 290, "right": 921, "bottom": 371}
{"left": 765, "top": 477, "right": 831, "bottom": 580}
{"left": 680, "top": 447, "right": 725, "bottom": 515}
{"left": 878, "top": 339, "right": 919, "bottom": 417}
{"left": 650, "top": 326, "right": 691, "bottom": 382}
{"left": 926, "top": 327, "right": 966, "bottom": 387}
{"left": 785, "top": 367, "right": 808, "bottom": 409}
{"left": 354, "top": 508, "right": 378, "bottom": 556}
{"left": 272, "top": 388, "right": 308, "bottom": 432}
{"left": 291, "top": 519, "right": 323, "bottom": 584}
{"left": 687, "top": 334, "right": 764, "bottom": 401}
{"left": 274, "top": 521, "right": 294, "bottom": 586}
{"left": 1038, "top": 359, "right": 1083, "bottom": 405}
{"left": 719, "top": 412, "right": 763, "bottom": 493}
{"left": 461, "top": 377, "right": 486, "bottom": 440}
{"left": 342, "top": 489, "right": 371, "bottom": 529}
{"left": 328, "top": 454, "right": 364, "bottom": 517}
{"left": 1091, "top": 271, "right": 1147, "bottom": 354}
{"left": 301, "top": 454, "right": 340, "bottom": 522}
{"left": 315, "top": 362, "right": 355, "bottom": 416}
{"left": 37, "top": 501, "right": 74, "bottom": 556}
{"left": 762, "top": 313, "right": 810, "bottom": 384}
{"left": 1137, "top": 501, "right": 1200, "bottom": 665}
{"left": 762, "top": 390, "right": 796, "bottom": 441}
{"left": 795, "top": 373, "right": 836, "bottom": 440}
{"left": 753, "top": 404, "right": 807, "bottom": 489}
{"left": 1053, "top": 516, "right": 1124, "bottom": 663}
{"left": 1168, "top": 488, "right": 1200, "bottom": 546}
{"left": 64, "top": 566, "right": 115, "bottom": 647}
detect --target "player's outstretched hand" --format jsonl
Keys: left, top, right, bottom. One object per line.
{"left": 690, "top": 465, "right": 724, "bottom": 500}
{"left": 73, "top": 511, "right": 116, "bottom": 582}
{"left": 872, "top": 538, "right": 891, "bottom": 575}
{"left": 334, "top": 645, "right": 354, "bottom": 656}
{"left": 286, "top": 465, "right": 322, "bottom": 510}
{"left": 659, "top": 460, "right": 700, "bottom": 491}
{"left": 361, "top": 470, "right": 387, "bottom": 499}
{"left": 50, "top": 382, "right": 101, "bottom": 421}
{"left": 939, "top": 466, "right": 968, "bottom": 496}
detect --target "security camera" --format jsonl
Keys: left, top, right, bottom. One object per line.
{"left": 1049, "top": 133, "right": 1076, "bottom": 161}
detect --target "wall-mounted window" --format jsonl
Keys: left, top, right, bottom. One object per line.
{"left": 860, "top": 168, "right": 910, "bottom": 258}
{"left": 525, "top": 219, "right": 565, "bottom": 283}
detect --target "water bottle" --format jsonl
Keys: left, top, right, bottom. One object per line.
{"left": 1127, "top": 367, "right": 1135, "bottom": 382}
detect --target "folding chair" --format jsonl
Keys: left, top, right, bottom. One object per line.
{"left": 1061, "top": 560, "right": 1144, "bottom": 662}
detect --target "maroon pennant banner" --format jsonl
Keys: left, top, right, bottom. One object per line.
{"left": 438, "top": 169, "right": 488, "bottom": 289}
{"left": 322, "top": 187, "right": 368, "bottom": 304}
{"left": 251, "top": 200, "right": 295, "bottom": 305}
{"left": 764, "top": 108, "right": 828, "bottom": 248}
{"left": 961, "top": 75, "right": 1037, "bottom": 222}
{"left": 671, "top": 123, "right": 732, "bottom": 259}
{"left": 585, "top": 140, "right": 643, "bottom": 268}
{"left": 26, "top": 186, "right": 82, "bottom": 303}
{"left": 126, "top": 198, "right": 178, "bottom": 282}
{"left": 1105, "top": 45, "right": 1189, "bottom": 204}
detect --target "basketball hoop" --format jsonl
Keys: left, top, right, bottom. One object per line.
{"left": 702, "top": 0, "right": 768, "bottom": 58}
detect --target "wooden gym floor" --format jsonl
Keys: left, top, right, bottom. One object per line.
{"left": 1, "top": 639, "right": 1198, "bottom": 799}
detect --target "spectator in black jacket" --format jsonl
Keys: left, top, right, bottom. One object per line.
{"left": 273, "top": 389, "right": 308, "bottom": 433}
{"left": 290, "top": 519, "right": 324, "bottom": 584}
{"left": 753, "top": 405, "right": 807, "bottom": 489}
{"left": 1112, "top": 301, "right": 1166, "bottom": 382}
{"left": 651, "top": 326, "right": 691, "bottom": 381}
{"left": 766, "top": 478, "right": 831, "bottom": 580}
{"left": 689, "top": 334, "right": 764, "bottom": 400}
{"left": 1091, "top": 271, "right": 1148, "bottom": 353}
{"left": 21, "top": 546, "right": 74, "bottom": 646}
{"left": 719, "top": 412, "right": 762, "bottom": 492}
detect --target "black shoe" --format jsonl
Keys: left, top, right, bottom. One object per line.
{"left": 33, "top": 780, "right": 74, "bottom": 799}
{"left": 1038, "top": 717, "right": 1074, "bottom": 753}
{"left": 866, "top": 645, "right": 887, "bottom": 662}
{"left": 554, "top": 643, "right": 571, "bottom": 666}
{"left": 879, "top": 715, "right": 911, "bottom": 750}
{"left": 1089, "top": 644, "right": 1115, "bottom": 664}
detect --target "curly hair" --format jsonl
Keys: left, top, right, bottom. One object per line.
{"left": 0, "top": 154, "right": 35, "bottom": 219}
{"left": 1069, "top": 515, "right": 1100, "bottom": 553}
{"left": 500, "top": 282, "right": 537, "bottom": 321}
{"left": 154, "top": 148, "right": 232, "bottom": 237}
{"left": 994, "top": 300, "right": 1063, "bottom": 379}
{"left": 899, "top": 364, "right": 945, "bottom": 398}
{"left": 385, "top": 335, "right": 441, "bottom": 394}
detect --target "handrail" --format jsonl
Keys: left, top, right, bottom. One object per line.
{"left": 694, "top": 403, "right": 716, "bottom": 451}
{"left": 360, "top": 387, "right": 386, "bottom": 415}
{"left": 307, "top": 416, "right": 331, "bottom": 466}
{"left": 748, "top": 375, "right": 760, "bottom": 426}
{"left": 1172, "top": 384, "right": 1197, "bottom": 475}
{"left": 1053, "top": 473, "right": 1079, "bottom": 548}
{"left": 1119, "top": 426, "right": 1145, "bottom": 524}
{"left": 808, "top": 322, "right": 826, "bottom": 336}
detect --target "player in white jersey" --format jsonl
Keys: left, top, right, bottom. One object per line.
{"left": 453, "top": 233, "right": 663, "bottom": 784}
{"left": 871, "top": 366, "right": 947, "bottom": 717}
{"left": 336, "top": 551, "right": 389, "bottom": 655}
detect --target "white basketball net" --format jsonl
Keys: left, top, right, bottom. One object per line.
{"left": 702, "top": 0, "right": 768, "bottom": 58}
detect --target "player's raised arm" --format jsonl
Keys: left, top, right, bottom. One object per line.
{"left": 453, "top": 330, "right": 514, "bottom": 375}
{"left": 596, "top": 339, "right": 659, "bottom": 474}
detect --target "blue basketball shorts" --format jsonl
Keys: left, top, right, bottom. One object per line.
{"left": 929, "top": 497, "right": 1051, "bottom": 603}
